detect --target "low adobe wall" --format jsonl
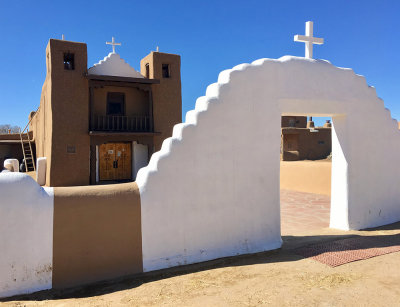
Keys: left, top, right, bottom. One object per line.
{"left": 0, "top": 173, "right": 142, "bottom": 298}
{"left": 53, "top": 183, "right": 143, "bottom": 288}
{"left": 280, "top": 161, "right": 332, "bottom": 196}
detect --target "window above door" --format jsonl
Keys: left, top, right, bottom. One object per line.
{"left": 107, "top": 92, "right": 125, "bottom": 116}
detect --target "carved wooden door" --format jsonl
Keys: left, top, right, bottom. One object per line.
{"left": 99, "top": 143, "right": 115, "bottom": 181}
{"left": 99, "top": 143, "right": 132, "bottom": 181}
{"left": 114, "top": 143, "right": 132, "bottom": 180}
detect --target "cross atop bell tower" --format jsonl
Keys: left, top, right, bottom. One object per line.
{"left": 294, "top": 21, "right": 324, "bottom": 59}
{"left": 106, "top": 36, "right": 121, "bottom": 54}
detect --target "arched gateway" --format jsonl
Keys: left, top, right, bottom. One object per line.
{"left": 137, "top": 56, "right": 400, "bottom": 272}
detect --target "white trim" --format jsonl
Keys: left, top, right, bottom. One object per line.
{"left": 95, "top": 145, "right": 99, "bottom": 183}
{"left": 88, "top": 53, "right": 144, "bottom": 78}
{"left": 132, "top": 142, "right": 136, "bottom": 180}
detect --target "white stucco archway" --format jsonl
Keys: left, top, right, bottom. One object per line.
{"left": 136, "top": 56, "right": 400, "bottom": 272}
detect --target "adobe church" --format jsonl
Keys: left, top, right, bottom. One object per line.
{"left": 29, "top": 38, "right": 182, "bottom": 186}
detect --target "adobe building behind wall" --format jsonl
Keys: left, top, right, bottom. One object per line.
{"left": 281, "top": 116, "right": 331, "bottom": 160}
{"left": 30, "top": 39, "right": 182, "bottom": 187}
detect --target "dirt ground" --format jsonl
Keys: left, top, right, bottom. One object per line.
{"left": 2, "top": 160, "right": 400, "bottom": 306}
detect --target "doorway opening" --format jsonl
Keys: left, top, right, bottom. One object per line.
{"left": 280, "top": 115, "right": 332, "bottom": 235}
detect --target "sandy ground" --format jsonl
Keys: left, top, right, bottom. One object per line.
{"left": 3, "top": 160, "right": 400, "bottom": 306}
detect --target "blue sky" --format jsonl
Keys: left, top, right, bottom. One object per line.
{"left": 0, "top": 0, "right": 399, "bottom": 128}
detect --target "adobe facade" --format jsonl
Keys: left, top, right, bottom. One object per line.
{"left": 281, "top": 116, "right": 331, "bottom": 161}
{"left": 30, "top": 39, "right": 182, "bottom": 186}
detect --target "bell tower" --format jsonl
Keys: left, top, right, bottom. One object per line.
{"left": 141, "top": 51, "right": 182, "bottom": 151}
{"left": 46, "top": 39, "right": 90, "bottom": 186}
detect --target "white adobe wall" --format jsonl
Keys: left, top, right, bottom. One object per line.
{"left": 0, "top": 173, "right": 53, "bottom": 298}
{"left": 132, "top": 142, "right": 148, "bottom": 180}
{"left": 137, "top": 56, "right": 400, "bottom": 272}
{"left": 88, "top": 52, "right": 144, "bottom": 78}
{"left": 3, "top": 159, "right": 19, "bottom": 173}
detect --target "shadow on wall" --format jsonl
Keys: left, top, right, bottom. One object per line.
{"left": 3, "top": 222, "right": 400, "bottom": 302}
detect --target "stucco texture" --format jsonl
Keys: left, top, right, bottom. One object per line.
{"left": 140, "top": 52, "right": 182, "bottom": 151}
{"left": 52, "top": 182, "right": 142, "bottom": 289}
{"left": 0, "top": 173, "right": 53, "bottom": 298}
{"left": 137, "top": 56, "right": 400, "bottom": 272}
{"left": 31, "top": 39, "right": 90, "bottom": 187}
{"left": 280, "top": 160, "right": 331, "bottom": 196}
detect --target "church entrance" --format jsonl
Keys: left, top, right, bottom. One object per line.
{"left": 99, "top": 143, "right": 132, "bottom": 181}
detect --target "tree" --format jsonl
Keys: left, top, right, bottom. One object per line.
{"left": 0, "top": 124, "right": 20, "bottom": 134}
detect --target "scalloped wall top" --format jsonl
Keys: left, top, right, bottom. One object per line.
{"left": 136, "top": 55, "right": 400, "bottom": 273}
{"left": 88, "top": 52, "right": 144, "bottom": 78}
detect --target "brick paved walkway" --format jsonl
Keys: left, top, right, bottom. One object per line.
{"left": 281, "top": 189, "right": 331, "bottom": 235}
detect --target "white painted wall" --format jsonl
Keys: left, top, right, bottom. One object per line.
{"left": 4, "top": 159, "right": 19, "bottom": 173}
{"left": 36, "top": 157, "right": 46, "bottom": 186}
{"left": 0, "top": 173, "right": 53, "bottom": 298}
{"left": 88, "top": 52, "right": 144, "bottom": 78}
{"left": 132, "top": 142, "right": 148, "bottom": 180}
{"left": 137, "top": 56, "right": 400, "bottom": 272}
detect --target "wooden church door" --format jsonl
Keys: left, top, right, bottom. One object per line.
{"left": 99, "top": 143, "right": 132, "bottom": 181}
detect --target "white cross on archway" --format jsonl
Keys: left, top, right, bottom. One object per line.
{"left": 106, "top": 37, "right": 121, "bottom": 54}
{"left": 294, "top": 21, "right": 324, "bottom": 59}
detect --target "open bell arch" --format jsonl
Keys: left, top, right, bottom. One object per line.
{"left": 136, "top": 56, "right": 400, "bottom": 272}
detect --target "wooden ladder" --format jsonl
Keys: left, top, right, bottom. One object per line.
{"left": 18, "top": 107, "right": 39, "bottom": 172}
{"left": 19, "top": 127, "right": 36, "bottom": 173}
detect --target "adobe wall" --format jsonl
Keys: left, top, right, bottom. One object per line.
{"left": 282, "top": 127, "right": 331, "bottom": 160}
{"left": 47, "top": 39, "right": 89, "bottom": 187}
{"left": 281, "top": 116, "right": 307, "bottom": 127}
{"left": 0, "top": 173, "right": 142, "bottom": 297}
{"left": 3, "top": 55, "right": 400, "bottom": 298}
{"left": 136, "top": 56, "right": 400, "bottom": 272}
{"left": 53, "top": 183, "right": 142, "bottom": 288}
{"left": 280, "top": 161, "right": 331, "bottom": 195}
{"left": 92, "top": 85, "right": 149, "bottom": 118}
{"left": 31, "top": 43, "right": 53, "bottom": 185}
{"left": 140, "top": 52, "right": 182, "bottom": 151}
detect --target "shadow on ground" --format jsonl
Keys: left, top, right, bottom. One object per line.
{"left": 2, "top": 222, "right": 400, "bottom": 302}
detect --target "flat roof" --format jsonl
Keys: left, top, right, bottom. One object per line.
{"left": 86, "top": 74, "right": 160, "bottom": 84}
{"left": 89, "top": 131, "right": 161, "bottom": 136}
{"left": 0, "top": 140, "right": 23, "bottom": 144}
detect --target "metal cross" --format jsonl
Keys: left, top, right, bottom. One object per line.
{"left": 106, "top": 37, "right": 121, "bottom": 53}
{"left": 294, "top": 21, "right": 324, "bottom": 59}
